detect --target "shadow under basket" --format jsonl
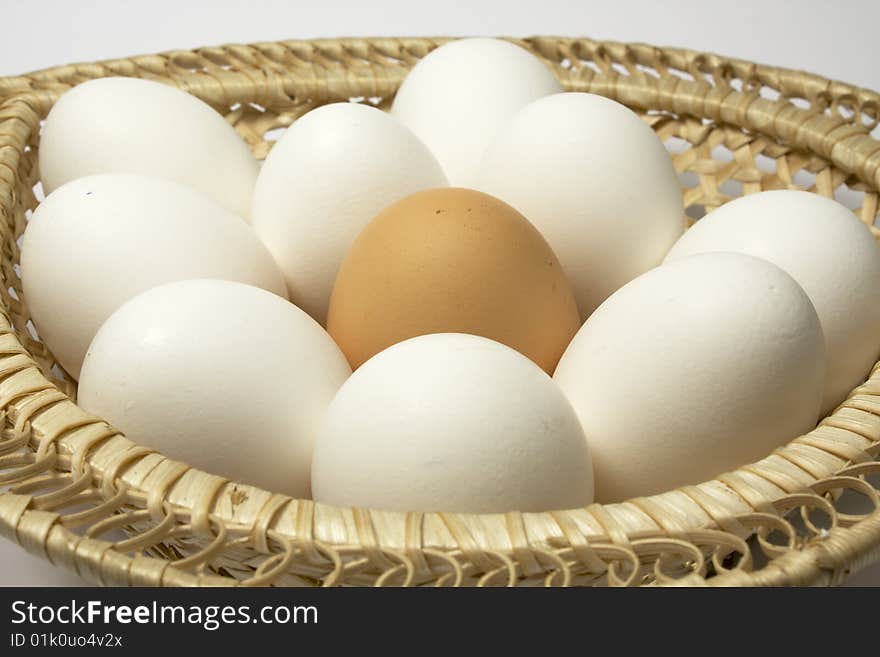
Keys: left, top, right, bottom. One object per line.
{"left": 1, "top": 36, "right": 880, "bottom": 587}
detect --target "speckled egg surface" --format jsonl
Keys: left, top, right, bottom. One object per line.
{"left": 327, "top": 187, "right": 581, "bottom": 373}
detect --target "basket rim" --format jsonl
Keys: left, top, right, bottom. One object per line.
{"left": 1, "top": 36, "right": 879, "bottom": 586}
{"left": 2, "top": 35, "right": 880, "bottom": 108}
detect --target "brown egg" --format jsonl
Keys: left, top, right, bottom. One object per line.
{"left": 327, "top": 188, "right": 581, "bottom": 373}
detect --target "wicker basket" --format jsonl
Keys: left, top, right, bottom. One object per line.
{"left": 1, "top": 36, "right": 879, "bottom": 587}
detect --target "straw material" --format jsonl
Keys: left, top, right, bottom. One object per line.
{"left": 1, "top": 37, "right": 879, "bottom": 586}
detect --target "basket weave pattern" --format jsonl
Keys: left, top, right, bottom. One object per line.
{"left": 0, "top": 37, "right": 879, "bottom": 586}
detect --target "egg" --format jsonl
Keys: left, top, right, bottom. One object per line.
{"left": 391, "top": 38, "right": 562, "bottom": 185}
{"left": 39, "top": 77, "right": 258, "bottom": 218}
{"left": 312, "top": 333, "right": 593, "bottom": 513}
{"left": 476, "top": 92, "right": 685, "bottom": 320}
{"left": 251, "top": 102, "right": 447, "bottom": 324}
{"left": 665, "top": 190, "right": 880, "bottom": 415}
{"left": 21, "top": 173, "right": 286, "bottom": 379}
{"left": 553, "top": 253, "right": 826, "bottom": 503}
{"left": 326, "top": 187, "right": 580, "bottom": 373}
{"left": 78, "top": 279, "right": 351, "bottom": 498}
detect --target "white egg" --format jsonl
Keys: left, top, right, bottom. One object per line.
{"left": 251, "top": 102, "right": 447, "bottom": 324}
{"left": 39, "top": 77, "right": 258, "bottom": 218}
{"left": 665, "top": 190, "right": 880, "bottom": 415}
{"left": 312, "top": 333, "right": 593, "bottom": 513}
{"left": 391, "top": 38, "right": 562, "bottom": 185}
{"left": 476, "top": 92, "right": 685, "bottom": 320}
{"left": 553, "top": 253, "right": 825, "bottom": 503}
{"left": 21, "top": 174, "right": 286, "bottom": 379}
{"left": 79, "top": 279, "right": 351, "bottom": 498}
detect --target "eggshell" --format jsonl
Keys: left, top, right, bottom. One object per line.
{"left": 665, "top": 190, "right": 880, "bottom": 415}
{"left": 326, "top": 188, "right": 580, "bottom": 373}
{"left": 312, "top": 333, "right": 593, "bottom": 513}
{"left": 553, "top": 253, "right": 826, "bottom": 503}
{"left": 251, "top": 102, "right": 447, "bottom": 324}
{"left": 21, "top": 174, "right": 287, "bottom": 379}
{"left": 78, "top": 279, "right": 351, "bottom": 498}
{"left": 391, "top": 38, "right": 562, "bottom": 185}
{"left": 39, "top": 77, "right": 258, "bottom": 218}
{"left": 476, "top": 92, "right": 685, "bottom": 320}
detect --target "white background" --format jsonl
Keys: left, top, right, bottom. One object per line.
{"left": 2, "top": 0, "right": 879, "bottom": 92}
{"left": 1, "top": 0, "right": 878, "bottom": 586}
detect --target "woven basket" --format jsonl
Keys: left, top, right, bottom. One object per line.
{"left": 1, "top": 36, "right": 879, "bottom": 587}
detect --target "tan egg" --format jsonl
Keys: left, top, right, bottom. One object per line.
{"left": 327, "top": 188, "right": 580, "bottom": 373}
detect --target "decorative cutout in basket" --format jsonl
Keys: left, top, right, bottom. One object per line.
{"left": 1, "top": 37, "right": 879, "bottom": 587}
